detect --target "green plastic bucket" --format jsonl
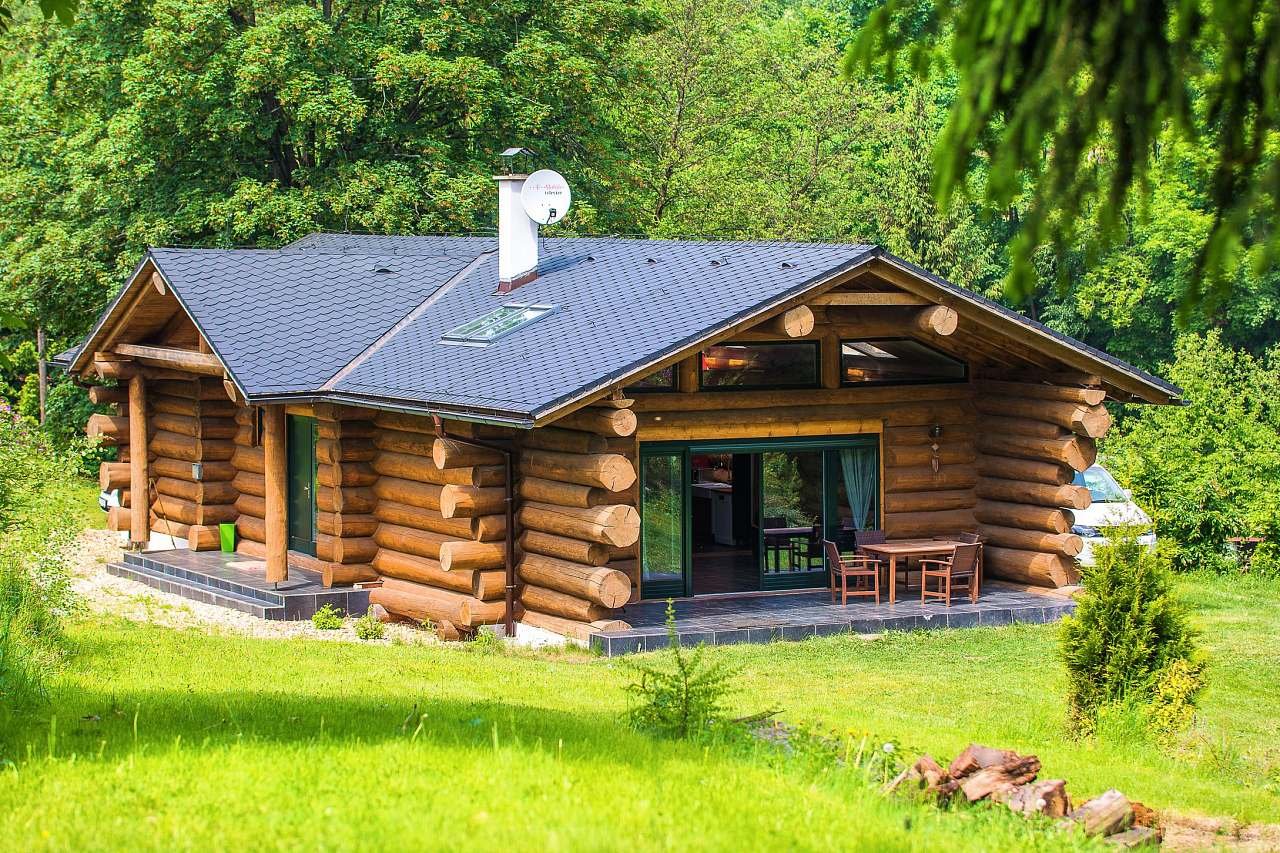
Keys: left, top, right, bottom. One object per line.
{"left": 219, "top": 523, "right": 236, "bottom": 553}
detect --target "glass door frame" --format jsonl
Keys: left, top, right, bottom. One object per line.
{"left": 639, "top": 434, "right": 880, "bottom": 599}
{"left": 286, "top": 414, "right": 318, "bottom": 557}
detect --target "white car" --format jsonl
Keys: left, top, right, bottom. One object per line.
{"left": 98, "top": 488, "right": 121, "bottom": 512}
{"left": 1069, "top": 464, "right": 1157, "bottom": 565}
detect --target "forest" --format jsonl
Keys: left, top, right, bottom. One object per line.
{"left": 2, "top": 0, "right": 1278, "bottom": 567}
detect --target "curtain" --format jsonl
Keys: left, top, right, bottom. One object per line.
{"left": 839, "top": 446, "right": 877, "bottom": 531}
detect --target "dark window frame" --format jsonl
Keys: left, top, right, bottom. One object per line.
{"left": 698, "top": 340, "right": 821, "bottom": 392}
{"left": 837, "top": 337, "right": 968, "bottom": 387}
{"left": 624, "top": 363, "right": 678, "bottom": 393}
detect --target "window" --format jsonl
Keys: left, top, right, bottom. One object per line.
{"left": 700, "top": 342, "right": 819, "bottom": 390}
{"left": 441, "top": 302, "right": 554, "bottom": 345}
{"left": 839, "top": 339, "right": 965, "bottom": 385}
{"left": 625, "top": 365, "right": 676, "bottom": 392}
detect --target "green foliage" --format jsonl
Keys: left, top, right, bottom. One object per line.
{"left": 0, "top": 400, "right": 80, "bottom": 711}
{"left": 624, "top": 601, "right": 736, "bottom": 738}
{"left": 1060, "top": 532, "right": 1205, "bottom": 738}
{"left": 310, "top": 603, "right": 342, "bottom": 630}
{"left": 353, "top": 612, "right": 385, "bottom": 641}
{"left": 848, "top": 0, "right": 1280, "bottom": 317}
{"left": 468, "top": 628, "right": 504, "bottom": 654}
{"left": 1105, "top": 332, "right": 1280, "bottom": 571}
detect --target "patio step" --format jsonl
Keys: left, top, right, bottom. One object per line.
{"left": 121, "top": 551, "right": 286, "bottom": 607}
{"left": 108, "top": 561, "right": 284, "bottom": 619}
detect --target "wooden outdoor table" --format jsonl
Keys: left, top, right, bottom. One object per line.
{"left": 858, "top": 538, "right": 961, "bottom": 604}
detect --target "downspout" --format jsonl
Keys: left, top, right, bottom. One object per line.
{"left": 432, "top": 415, "right": 517, "bottom": 637}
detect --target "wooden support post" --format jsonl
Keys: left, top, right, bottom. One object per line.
{"left": 128, "top": 374, "right": 148, "bottom": 547}
{"left": 262, "top": 405, "right": 288, "bottom": 583}
{"left": 678, "top": 356, "right": 699, "bottom": 393}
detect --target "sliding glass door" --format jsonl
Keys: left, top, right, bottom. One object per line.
{"left": 638, "top": 436, "right": 879, "bottom": 598}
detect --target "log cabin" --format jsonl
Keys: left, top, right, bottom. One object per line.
{"left": 55, "top": 176, "right": 1181, "bottom": 644}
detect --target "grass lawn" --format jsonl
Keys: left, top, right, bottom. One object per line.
{"left": 0, "top": 573, "right": 1275, "bottom": 850}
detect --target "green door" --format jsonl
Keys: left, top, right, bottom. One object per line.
{"left": 287, "top": 415, "right": 317, "bottom": 556}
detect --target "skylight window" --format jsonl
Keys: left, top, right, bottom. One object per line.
{"left": 441, "top": 302, "right": 554, "bottom": 345}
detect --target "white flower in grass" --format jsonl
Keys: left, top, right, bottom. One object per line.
{"left": 882, "top": 742, "right": 895, "bottom": 754}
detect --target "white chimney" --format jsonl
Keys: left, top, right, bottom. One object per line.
{"left": 495, "top": 174, "right": 539, "bottom": 293}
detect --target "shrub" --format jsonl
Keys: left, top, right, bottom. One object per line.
{"left": 625, "top": 601, "right": 736, "bottom": 738}
{"left": 311, "top": 604, "right": 343, "bottom": 630}
{"left": 0, "top": 401, "right": 81, "bottom": 711}
{"left": 353, "top": 612, "right": 385, "bottom": 640}
{"left": 1060, "top": 532, "right": 1205, "bottom": 737}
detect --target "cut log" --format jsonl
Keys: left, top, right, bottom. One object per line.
{"left": 99, "top": 461, "right": 130, "bottom": 491}
{"left": 87, "top": 385, "right": 128, "bottom": 405}
{"left": 976, "top": 478, "right": 1091, "bottom": 510}
{"left": 472, "top": 569, "right": 506, "bottom": 601}
{"left": 518, "top": 553, "right": 631, "bottom": 608}
{"left": 976, "top": 455, "right": 1072, "bottom": 486}
{"left": 520, "top": 609, "right": 603, "bottom": 643}
{"left": 106, "top": 505, "right": 129, "bottom": 531}
{"left": 149, "top": 456, "right": 234, "bottom": 482}
{"left": 958, "top": 755, "right": 1042, "bottom": 802}
{"left": 236, "top": 514, "right": 266, "bottom": 543}
{"left": 372, "top": 550, "right": 477, "bottom": 596}
{"left": 757, "top": 305, "right": 815, "bottom": 338}
{"left": 517, "top": 476, "right": 625, "bottom": 509}
{"left": 154, "top": 476, "right": 238, "bottom": 506}
{"left": 884, "top": 464, "right": 977, "bottom": 494}
{"left": 369, "top": 577, "right": 504, "bottom": 628}
{"left": 315, "top": 534, "right": 378, "bottom": 564}
{"left": 992, "top": 779, "right": 1071, "bottom": 818}
{"left": 981, "top": 416, "right": 1067, "bottom": 440}
{"left": 975, "top": 395, "right": 1112, "bottom": 438}
{"left": 372, "top": 476, "right": 443, "bottom": 511}
{"left": 884, "top": 754, "right": 949, "bottom": 795}
{"left": 147, "top": 517, "right": 220, "bottom": 550}
{"left": 372, "top": 451, "right": 506, "bottom": 487}
{"left": 984, "top": 546, "right": 1080, "bottom": 587}
{"left": 152, "top": 431, "right": 235, "bottom": 463}
{"left": 883, "top": 489, "right": 975, "bottom": 514}
{"left": 232, "top": 471, "right": 265, "bottom": 497}
{"left": 517, "top": 502, "right": 640, "bottom": 548}
{"left": 519, "top": 530, "right": 611, "bottom": 567}
{"left": 520, "top": 427, "right": 608, "bottom": 455}
{"left": 316, "top": 461, "right": 377, "bottom": 488}
{"left": 315, "top": 511, "right": 378, "bottom": 538}
{"left": 518, "top": 449, "right": 637, "bottom": 491}
{"left": 432, "top": 437, "right": 504, "bottom": 468}
{"left": 439, "top": 484, "right": 507, "bottom": 519}
{"left": 322, "top": 563, "right": 378, "bottom": 587}
{"left": 374, "top": 500, "right": 503, "bottom": 542}
{"left": 316, "top": 418, "right": 376, "bottom": 441}
{"left": 554, "top": 406, "right": 637, "bottom": 438}
{"left": 315, "top": 437, "right": 376, "bottom": 464}
{"left": 883, "top": 509, "right": 976, "bottom": 539}
{"left": 87, "top": 413, "right": 128, "bottom": 443}
{"left": 977, "top": 433, "right": 1096, "bottom": 473}
{"left": 1069, "top": 789, "right": 1133, "bottom": 837}
{"left": 373, "top": 524, "right": 504, "bottom": 571}
{"left": 914, "top": 305, "right": 958, "bottom": 336}
{"left": 262, "top": 405, "right": 288, "bottom": 583}
{"left": 520, "top": 584, "right": 612, "bottom": 622}
{"left": 232, "top": 445, "right": 265, "bottom": 474}
{"left": 152, "top": 494, "right": 238, "bottom": 527}
{"left": 976, "top": 525, "right": 1084, "bottom": 557}
{"left": 974, "top": 500, "right": 1074, "bottom": 534}
{"left": 372, "top": 427, "right": 437, "bottom": 456}
{"left": 114, "top": 343, "right": 224, "bottom": 377}
{"left": 151, "top": 411, "right": 237, "bottom": 440}
{"left": 150, "top": 394, "right": 238, "bottom": 419}
{"left": 371, "top": 410, "right": 436, "bottom": 435}
{"left": 316, "top": 485, "right": 376, "bottom": 514}
{"left": 978, "top": 379, "right": 1106, "bottom": 406}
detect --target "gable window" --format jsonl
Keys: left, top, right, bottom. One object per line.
{"left": 625, "top": 364, "right": 676, "bottom": 392}
{"left": 441, "top": 302, "right": 554, "bottom": 345}
{"left": 700, "top": 342, "right": 819, "bottom": 390}
{"left": 840, "top": 339, "right": 966, "bottom": 385}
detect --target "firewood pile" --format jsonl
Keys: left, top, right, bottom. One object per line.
{"left": 886, "top": 743, "right": 1161, "bottom": 847}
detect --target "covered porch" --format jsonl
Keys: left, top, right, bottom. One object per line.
{"left": 590, "top": 582, "right": 1076, "bottom": 656}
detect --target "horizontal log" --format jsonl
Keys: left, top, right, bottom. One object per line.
{"left": 915, "top": 305, "right": 958, "bottom": 335}
{"left": 976, "top": 433, "right": 1096, "bottom": 472}
{"left": 554, "top": 406, "right": 637, "bottom": 438}
{"left": 975, "top": 395, "right": 1111, "bottom": 438}
{"left": 372, "top": 451, "right": 506, "bottom": 487}
{"left": 150, "top": 378, "right": 227, "bottom": 400}
{"left": 147, "top": 517, "right": 221, "bottom": 550}
{"left": 520, "top": 427, "right": 608, "bottom": 455}
{"left": 976, "top": 455, "right": 1072, "bottom": 486}
{"left": 981, "top": 416, "right": 1067, "bottom": 440}
{"left": 93, "top": 359, "right": 136, "bottom": 381}
{"left": 976, "top": 478, "right": 1091, "bottom": 510}
{"left": 114, "top": 343, "right": 223, "bottom": 377}
{"left": 87, "top": 385, "right": 128, "bottom": 405}
{"left": 520, "top": 584, "right": 613, "bottom": 622}
{"left": 152, "top": 493, "right": 237, "bottom": 526}
{"left": 884, "top": 424, "right": 978, "bottom": 447}
{"left": 882, "top": 444, "right": 976, "bottom": 468}
{"left": 152, "top": 431, "right": 235, "bottom": 463}
{"left": 372, "top": 550, "right": 479, "bottom": 596}
{"left": 630, "top": 384, "right": 973, "bottom": 413}
{"left": 232, "top": 470, "right": 265, "bottom": 497}
{"left": 517, "top": 553, "right": 630, "bottom": 608}
{"left": 87, "top": 413, "right": 128, "bottom": 443}
{"left": 322, "top": 563, "right": 378, "bottom": 587}
{"left": 99, "top": 461, "right": 129, "bottom": 491}
{"left": 316, "top": 534, "right": 378, "bottom": 564}
{"left": 316, "top": 511, "right": 379, "bottom": 538}
{"left": 433, "top": 437, "right": 504, "bottom": 468}
{"left": 883, "top": 509, "right": 976, "bottom": 539}
{"left": 977, "top": 379, "right": 1107, "bottom": 407}
{"left": 885, "top": 464, "right": 977, "bottom": 494}
{"left": 372, "top": 410, "right": 436, "bottom": 435}
{"left": 316, "top": 437, "right": 376, "bottom": 464}
{"left": 312, "top": 402, "right": 376, "bottom": 422}
{"left": 519, "top": 449, "right": 636, "bottom": 492}
{"left": 235, "top": 493, "right": 265, "bottom": 519}
{"left": 107, "top": 505, "right": 129, "bottom": 531}
{"left": 883, "top": 489, "right": 975, "bottom": 514}
{"left": 236, "top": 514, "right": 266, "bottom": 543}
{"left": 152, "top": 456, "right": 235, "bottom": 482}
{"left": 439, "top": 484, "right": 507, "bottom": 519}
{"left": 516, "top": 476, "right": 622, "bottom": 509}
{"left": 518, "top": 531, "right": 610, "bottom": 567}
{"left": 520, "top": 610, "right": 617, "bottom": 643}
{"left": 373, "top": 427, "right": 437, "bottom": 457}
{"left": 151, "top": 394, "right": 237, "bottom": 420}
{"left": 374, "top": 500, "right": 504, "bottom": 542}
{"left": 316, "top": 419, "right": 376, "bottom": 441}
{"left": 517, "top": 502, "right": 640, "bottom": 547}
{"left": 154, "top": 476, "right": 238, "bottom": 505}
{"left": 317, "top": 485, "right": 376, "bottom": 514}
{"left": 151, "top": 412, "right": 236, "bottom": 440}
{"left": 372, "top": 477, "right": 443, "bottom": 511}
{"left": 472, "top": 570, "right": 506, "bottom": 601}
{"left": 812, "top": 290, "right": 931, "bottom": 306}
{"left": 976, "top": 524, "right": 1084, "bottom": 557}
{"left": 373, "top": 524, "right": 504, "bottom": 572}
{"left": 370, "top": 577, "right": 504, "bottom": 628}
{"left": 974, "top": 500, "right": 1074, "bottom": 534}
{"left": 984, "top": 547, "right": 1079, "bottom": 587}
{"left": 316, "top": 462, "right": 377, "bottom": 488}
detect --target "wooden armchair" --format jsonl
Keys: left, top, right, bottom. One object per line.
{"left": 823, "top": 540, "right": 880, "bottom": 605}
{"left": 920, "top": 543, "right": 982, "bottom": 606}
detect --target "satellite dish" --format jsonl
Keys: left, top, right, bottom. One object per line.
{"left": 521, "top": 169, "right": 572, "bottom": 225}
